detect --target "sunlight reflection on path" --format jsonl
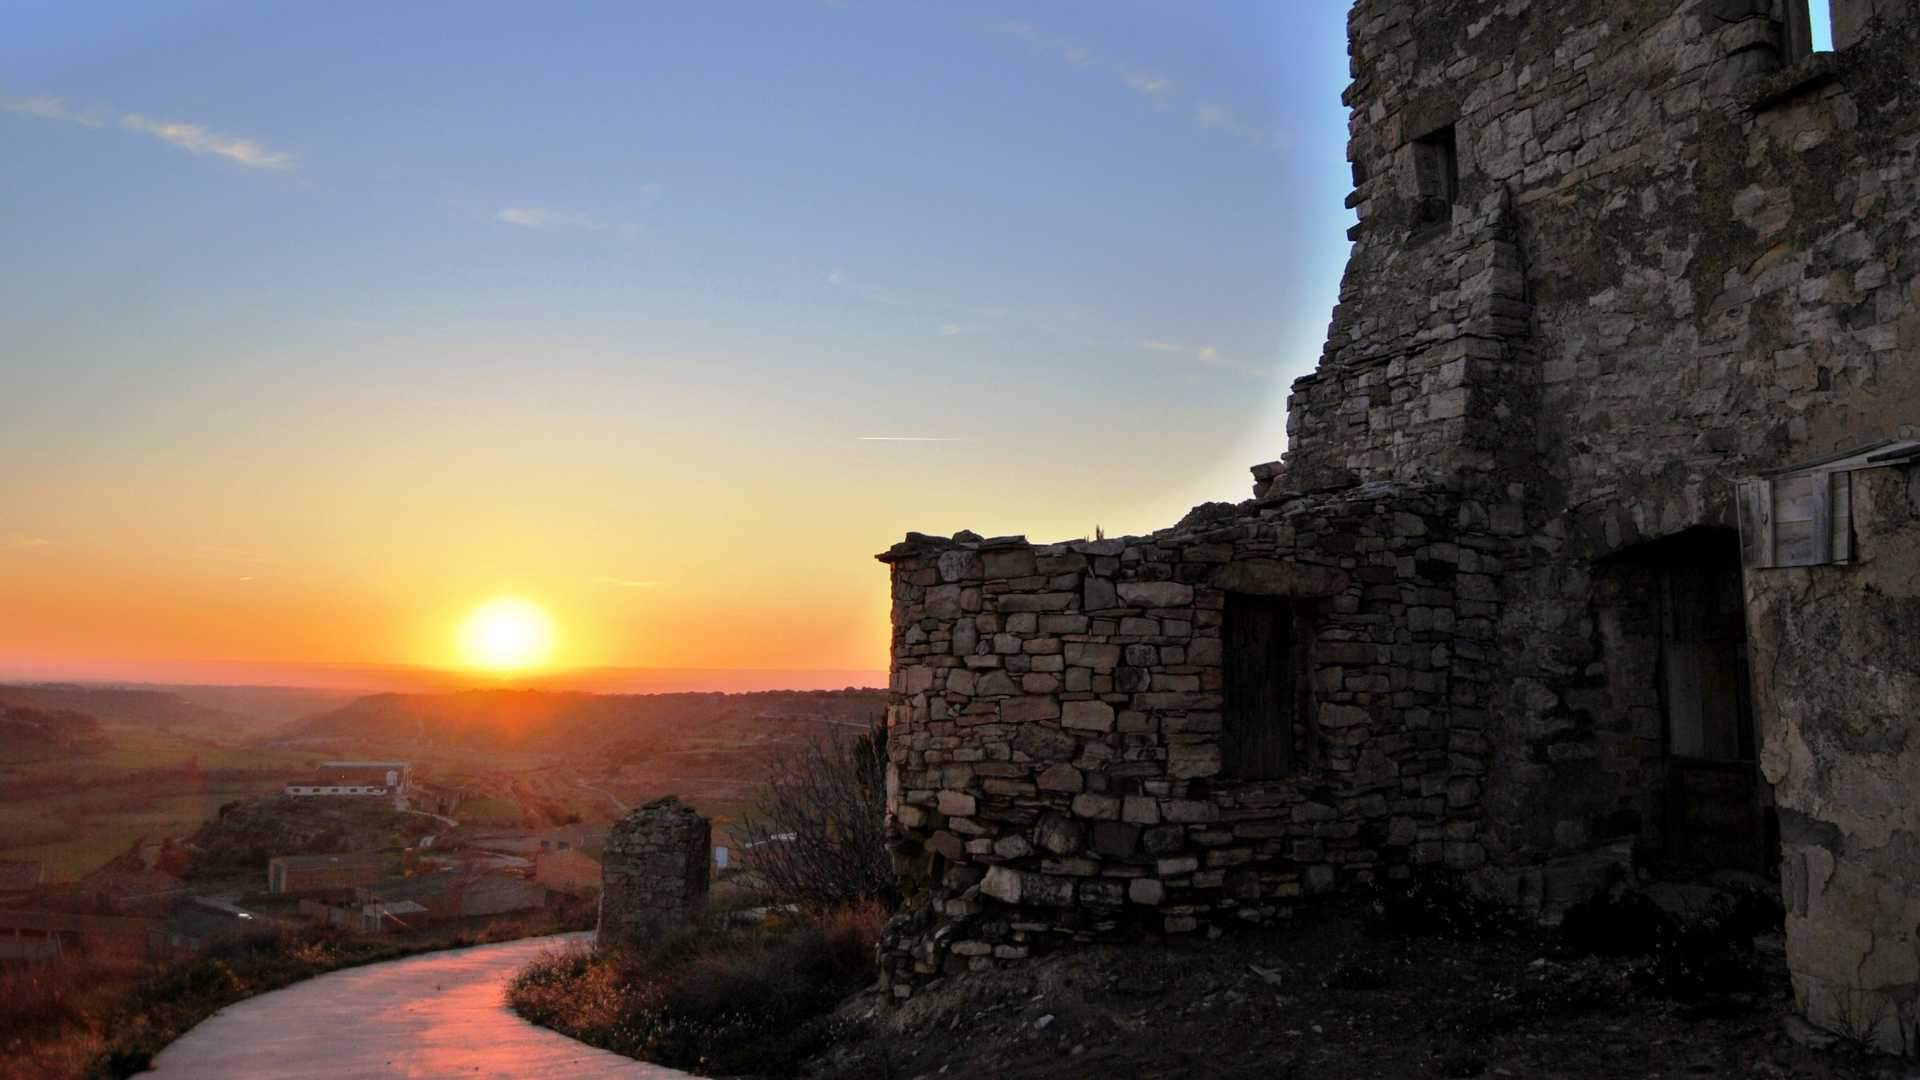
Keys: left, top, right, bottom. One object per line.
{"left": 142, "top": 933, "right": 685, "bottom": 1079}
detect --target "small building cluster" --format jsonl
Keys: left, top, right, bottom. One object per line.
{"left": 283, "top": 760, "right": 412, "bottom": 800}
{"left": 262, "top": 824, "right": 597, "bottom": 935}
{"left": 298, "top": 869, "right": 547, "bottom": 934}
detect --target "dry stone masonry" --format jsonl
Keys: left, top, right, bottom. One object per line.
{"left": 597, "top": 796, "right": 710, "bottom": 946}
{"left": 878, "top": 0, "right": 1920, "bottom": 1054}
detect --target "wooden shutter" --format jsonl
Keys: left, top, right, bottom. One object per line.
{"left": 1223, "top": 594, "right": 1297, "bottom": 778}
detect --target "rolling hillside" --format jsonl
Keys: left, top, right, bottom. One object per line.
{"left": 284, "top": 688, "right": 886, "bottom": 758}
{"left": 0, "top": 705, "right": 110, "bottom": 763}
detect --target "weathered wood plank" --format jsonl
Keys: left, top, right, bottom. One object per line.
{"left": 1223, "top": 594, "right": 1295, "bottom": 778}
{"left": 1736, "top": 478, "right": 1774, "bottom": 568}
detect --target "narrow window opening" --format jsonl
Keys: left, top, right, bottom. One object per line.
{"left": 1222, "top": 593, "right": 1306, "bottom": 779}
{"left": 1808, "top": 0, "right": 1835, "bottom": 52}
{"left": 1780, "top": 0, "right": 1834, "bottom": 57}
{"left": 1411, "top": 125, "right": 1459, "bottom": 228}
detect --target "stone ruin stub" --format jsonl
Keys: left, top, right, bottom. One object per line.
{"left": 597, "top": 795, "right": 711, "bottom": 947}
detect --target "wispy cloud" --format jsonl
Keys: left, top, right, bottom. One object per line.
{"left": 496, "top": 205, "right": 649, "bottom": 238}
{"left": 859, "top": 435, "right": 963, "bottom": 443}
{"left": 990, "top": 20, "right": 1174, "bottom": 102}
{"left": 5, "top": 534, "right": 51, "bottom": 549}
{"left": 1141, "top": 339, "right": 1219, "bottom": 363}
{"left": 822, "top": 262, "right": 1101, "bottom": 351}
{"left": 983, "top": 19, "right": 1272, "bottom": 147}
{"left": 1193, "top": 101, "right": 1268, "bottom": 146}
{"left": 1, "top": 96, "right": 102, "bottom": 125}
{"left": 498, "top": 206, "right": 600, "bottom": 230}
{"left": 591, "top": 575, "right": 664, "bottom": 589}
{"left": 4, "top": 94, "right": 293, "bottom": 169}
{"left": 122, "top": 113, "right": 293, "bottom": 169}
{"left": 1140, "top": 339, "right": 1275, "bottom": 378}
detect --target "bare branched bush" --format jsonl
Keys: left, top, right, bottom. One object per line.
{"left": 736, "top": 725, "right": 897, "bottom": 910}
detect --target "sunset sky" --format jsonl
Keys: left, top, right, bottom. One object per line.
{"left": 1, "top": 2, "right": 1359, "bottom": 689}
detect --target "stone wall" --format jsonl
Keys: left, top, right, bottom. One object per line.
{"left": 876, "top": 485, "right": 1511, "bottom": 995}
{"left": 1295, "top": 0, "right": 1920, "bottom": 515}
{"left": 597, "top": 796, "right": 710, "bottom": 946}
{"left": 876, "top": 0, "right": 1920, "bottom": 1047}
{"left": 1275, "top": 0, "right": 1918, "bottom": 885}
{"left": 1747, "top": 462, "right": 1920, "bottom": 1054}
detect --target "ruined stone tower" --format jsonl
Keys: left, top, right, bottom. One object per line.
{"left": 879, "top": 0, "right": 1919, "bottom": 1053}
{"left": 597, "top": 796, "right": 710, "bottom": 946}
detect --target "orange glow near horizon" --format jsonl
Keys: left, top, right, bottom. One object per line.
{"left": 456, "top": 597, "right": 557, "bottom": 675}
{"left": 0, "top": 347, "right": 1281, "bottom": 690}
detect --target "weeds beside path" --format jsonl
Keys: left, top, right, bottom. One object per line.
{"left": 0, "top": 901, "right": 595, "bottom": 1080}
{"left": 509, "top": 905, "right": 885, "bottom": 1077}
{"left": 140, "top": 933, "right": 681, "bottom": 1080}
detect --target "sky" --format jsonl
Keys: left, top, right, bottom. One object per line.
{"left": 0, "top": 1, "right": 1357, "bottom": 689}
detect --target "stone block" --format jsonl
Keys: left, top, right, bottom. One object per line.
{"left": 1071, "top": 793, "right": 1122, "bottom": 820}
{"left": 1036, "top": 762, "right": 1085, "bottom": 792}
{"left": 982, "top": 549, "right": 1038, "bottom": 579}
{"left": 1167, "top": 741, "right": 1223, "bottom": 778}
{"left": 1062, "top": 700, "right": 1116, "bottom": 731}
{"left": 1036, "top": 813, "right": 1084, "bottom": 855}
{"left": 1001, "top": 696, "right": 1061, "bottom": 723}
{"left": 1118, "top": 581, "right": 1195, "bottom": 608}
{"left": 1122, "top": 795, "right": 1162, "bottom": 825}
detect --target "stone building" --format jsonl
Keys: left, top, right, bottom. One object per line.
{"left": 876, "top": 0, "right": 1919, "bottom": 1052}
{"left": 597, "top": 796, "right": 711, "bottom": 946}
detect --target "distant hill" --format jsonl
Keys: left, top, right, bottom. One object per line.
{"left": 160, "top": 685, "right": 362, "bottom": 730}
{"left": 0, "top": 684, "right": 253, "bottom": 736}
{"left": 0, "top": 704, "right": 111, "bottom": 762}
{"left": 285, "top": 688, "right": 887, "bottom": 759}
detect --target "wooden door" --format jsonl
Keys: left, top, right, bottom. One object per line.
{"left": 1659, "top": 549, "right": 1765, "bottom": 872}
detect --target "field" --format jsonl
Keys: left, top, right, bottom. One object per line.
{"left": 0, "top": 685, "right": 886, "bottom": 885}
{"left": 0, "top": 725, "right": 309, "bottom": 881}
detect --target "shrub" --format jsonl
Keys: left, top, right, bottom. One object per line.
{"left": 510, "top": 904, "right": 885, "bottom": 1077}
{"left": 735, "top": 724, "right": 897, "bottom": 911}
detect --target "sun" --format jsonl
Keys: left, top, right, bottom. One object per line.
{"left": 457, "top": 597, "right": 557, "bottom": 674}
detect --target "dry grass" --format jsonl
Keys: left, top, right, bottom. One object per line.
{"left": 0, "top": 940, "right": 148, "bottom": 1080}
{"left": 510, "top": 904, "right": 886, "bottom": 1077}
{"left": 0, "top": 897, "right": 598, "bottom": 1079}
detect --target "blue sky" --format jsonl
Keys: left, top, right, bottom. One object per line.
{"left": 0, "top": 2, "right": 1356, "bottom": 678}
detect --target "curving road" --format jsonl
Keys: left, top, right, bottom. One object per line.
{"left": 141, "top": 933, "right": 686, "bottom": 1079}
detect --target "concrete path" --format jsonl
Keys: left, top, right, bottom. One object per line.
{"left": 142, "top": 933, "right": 687, "bottom": 1079}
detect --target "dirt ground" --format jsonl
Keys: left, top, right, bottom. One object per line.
{"left": 805, "top": 909, "right": 1914, "bottom": 1080}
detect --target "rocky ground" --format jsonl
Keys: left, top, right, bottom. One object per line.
{"left": 805, "top": 899, "right": 1913, "bottom": 1080}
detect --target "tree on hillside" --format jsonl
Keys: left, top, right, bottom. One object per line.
{"left": 736, "top": 723, "right": 896, "bottom": 910}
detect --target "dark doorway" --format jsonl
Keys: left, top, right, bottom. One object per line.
{"left": 1651, "top": 530, "right": 1769, "bottom": 873}
{"left": 1221, "top": 593, "right": 1307, "bottom": 779}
